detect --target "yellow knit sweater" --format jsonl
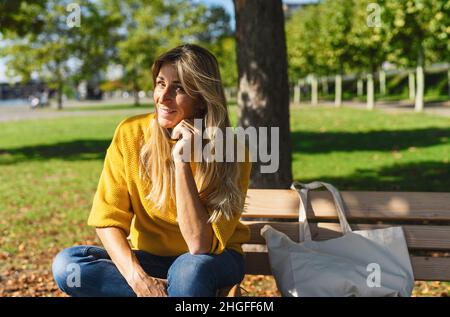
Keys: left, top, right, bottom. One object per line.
{"left": 88, "top": 113, "right": 251, "bottom": 256}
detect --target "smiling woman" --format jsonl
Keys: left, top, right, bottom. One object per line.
{"left": 154, "top": 64, "right": 201, "bottom": 129}
{"left": 51, "top": 44, "right": 252, "bottom": 297}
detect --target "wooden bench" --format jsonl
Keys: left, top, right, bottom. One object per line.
{"left": 227, "top": 189, "right": 450, "bottom": 296}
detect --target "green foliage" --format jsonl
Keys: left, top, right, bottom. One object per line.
{"left": 0, "top": 0, "right": 47, "bottom": 36}
{"left": 107, "top": 0, "right": 233, "bottom": 99}
{"left": 381, "top": 0, "right": 450, "bottom": 67}
{"left": 347, "top": 0, "right": 388, "bottom": 73}
{"left": 0, "top": 0, "right": 121, "bottom": 108}
{"left": 208, "top": 36, "right": 237, "bottom": 88}
{"left": 286, "top": 4, "right": 324, "bottom": 80}
{"left": 0, "top": 0, "right": 233, "bottom": 106}
{"left": 285, "top": 0, "right": 449, "bottom": 80}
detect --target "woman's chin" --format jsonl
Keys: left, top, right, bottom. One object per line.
{"left": 157, "top": 117, "right": 179, "bottom": 129}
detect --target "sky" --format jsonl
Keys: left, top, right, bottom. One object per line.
{"left": 200, "top": 0, "right": 316, "bottom": 26}
{"left": 0, "top": 0, "right": 315, "bottom": 83}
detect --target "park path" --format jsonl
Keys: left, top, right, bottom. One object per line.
{"left": 298, "top": 99, "right": 450, "bottom": 117}
{"left": 0, "top": 98, "right": 153, "bottom": 122}
{"left": 1, "top": 97, "right": 449, "bottom": 122}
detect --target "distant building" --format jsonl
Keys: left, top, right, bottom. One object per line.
{"left": 283, "top": 1, "right": 318, "bottom": 18}
{"left": 0, "top": 81, "right": 48, "bottom": 101}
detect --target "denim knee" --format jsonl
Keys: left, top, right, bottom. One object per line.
{"left": 52, "top": 246, "right": 88, "bottom": 295}
{"left": 167, "top": 253, "right": 218, "bottom": 297}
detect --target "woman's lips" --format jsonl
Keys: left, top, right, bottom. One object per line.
{"left": 159, "top": 107, "right": 177, "bottom": 116}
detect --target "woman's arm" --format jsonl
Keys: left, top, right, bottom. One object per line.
{"left": 174, "top": 161, "right": 214, "bottom": 255}
{"left": 95, "top": 227, "right": 167, "bottom": 296}
{"left": 171, "top": 120, "right": 214, "bottom": 254}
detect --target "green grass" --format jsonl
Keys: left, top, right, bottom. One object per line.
{"left": 288, "top": 106, "right": 449, "bottom": 191}
{"left": 0, "top": 105, "right": 449, "bottom": 267}
{"left": 0, "top": 114, "right": 130, "bottom": 261}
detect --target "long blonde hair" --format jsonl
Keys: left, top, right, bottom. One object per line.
{"left": 139, "top": 44, "right": 244, "bottom": 223}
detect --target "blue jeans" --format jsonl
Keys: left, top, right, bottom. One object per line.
{"left": 52, "top": 245, "right": 245, "bottom": 297}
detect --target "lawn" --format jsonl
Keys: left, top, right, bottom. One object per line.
{"left": 0, "top": 104, "right": 449, "bottom": 296}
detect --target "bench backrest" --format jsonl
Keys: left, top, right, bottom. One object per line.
{"left": 241, "top": 189, "right": 450, "bottom": 281}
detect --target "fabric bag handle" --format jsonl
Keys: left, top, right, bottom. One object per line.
{"left": 291, "top": 181, "right": 352, "bottom": 242}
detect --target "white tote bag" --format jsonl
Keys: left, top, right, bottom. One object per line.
{"left": 260, "top": 181, "right": 415, "bottom": 297}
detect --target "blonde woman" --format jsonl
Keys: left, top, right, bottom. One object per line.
{"left": 52, "top": 44, "right": 252, "bottom": 297}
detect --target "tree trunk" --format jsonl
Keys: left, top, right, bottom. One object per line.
{"left": 379, "top": 70, "right": 386, "bottom": 96}
{"left": 447, "top": 67, "right": 450, "bottom": 97}
{"left": 334, "top": 74, "right": 342, "bottom": 107}
{"left": 57, "top": 82, "right": 63, "bottom": 110}
{"left": 293, "top": 83, "right": 300, "bottom": 104}
{"left": 311, "top": 75, "right": 318, "bottom": 105}
{"left": 415, "top": 49, "right": 424, "bottom": 112}
{"left": 357, "top": 78, "right": 363, "bottom": 97}
{"left": 408, "top": 71, "right": 415, "bottom": 100}
{"left": 367, "top": 73, "right": 374, "bottom": 110}
{"left": 234, "top": 0, "right": 292, "bottom": 189}
{"left": 322, "top": 77, "right": 328, "bottom": 96}
{"left": 133, "top": 80, "right": 140, "bottom": 106}
{"left": 134, "top": 91, "right": 140, "bottom": 106}
{"left": 56, "top": 62, "right": 63, "bottom": 110}
{"left": 415, "top": 65, "right": 424, "bottom": 112}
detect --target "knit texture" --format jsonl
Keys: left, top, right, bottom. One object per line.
{"left": 88, "top": 112, "right": 252, "bottom": 256}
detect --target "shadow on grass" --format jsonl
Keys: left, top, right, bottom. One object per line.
{"left": 299, "top": 161, "right": 450, "bottom": 192}
{"left": 1, "top": 127, "right": 449, "bottom": 192}
{"left": 292, "top": 127, "right": 449, "bottom": 154}
{"left": 0, "top": 139, "right": 111, "bottom": 164}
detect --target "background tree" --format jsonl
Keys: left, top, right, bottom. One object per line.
{"left": 0, "top": 0, "right": 120, "bottom": 109}
{"left": 72, "top": 0, "right": 122, "bottom": 96}
{"left": 320, "top": 0, "right": 355, "bottom": 107}
{"left": 210, "top": 36, "right": 237, "bottom": 89}
{"left": 0, "top": 0, "right": 46, "bottom": 36}
{"left": 286, "top": 5, "right": 328, "bottom": 82}
{"left": 381, "top": 0, "right": 449, "bottom": 111}
{"left": 286, "top": 4, "right": 327, "bottom": 105}
{"left": 1, "top": 1, "right": 75, "bottom": 109}
{"left": 348, "top": 0, "right": 388, "bottom": 109}
{"left": 233, "top": 0, "right": 292, "bottom": 188}
{"left": 110, "top": 0, "right": 232, "bottom": 106}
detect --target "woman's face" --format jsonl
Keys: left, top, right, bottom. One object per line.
{"left": 154, "top": 62, "right": 200, "bottom": 129}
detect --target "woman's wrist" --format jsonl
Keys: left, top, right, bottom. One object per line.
{"left": 125, "top": 264, "right": 146, "bottom": 284}
{"left": 174, "top": 160, "right": 190, "bottom": 170}
{"left": 123, "top": 256, "right": 146, "bottom": 282}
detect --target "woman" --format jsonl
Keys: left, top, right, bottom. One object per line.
{"left": 52, "top": 44, "right": 252, "bottom": 297}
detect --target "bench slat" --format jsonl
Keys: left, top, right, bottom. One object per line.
{"left": 243, "top": 190, "right": 450, "bottom": 221}
{"left": 244, "top": 252, "right": 450, "bottom": 281}
{"left": 243, "top": 221, "right": 450, "bottom": 251}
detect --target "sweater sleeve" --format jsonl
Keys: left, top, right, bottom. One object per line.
{"left": 209, "top": 154, "right": 252, "bottom": 255}
{"left": 87, "top": 121, "right": 134, "bottom": 235}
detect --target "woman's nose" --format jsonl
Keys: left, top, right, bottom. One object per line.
{"left": 160, "top": 86, "right": 174, "bottom": 102}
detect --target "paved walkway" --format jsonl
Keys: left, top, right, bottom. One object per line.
{"left": 1, "top": 97, "right": 449, "bottom": 122}
{"left": 295, "top": 99, "right": 450, "bottom": 117}
{"left": 0, "top": 98, "right": 153, "bottom": 122}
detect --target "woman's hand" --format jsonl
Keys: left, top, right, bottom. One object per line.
{"left": 126, "top": 267, "right": 168, "bottom": 297}
{"left": 171, "top": 119, "right": 201, "bottom": 163}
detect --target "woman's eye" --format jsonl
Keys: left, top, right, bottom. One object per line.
{"left": 157, "top": 81, "right": 165, "bottom": 87}
{"left": 175, "top": 86, "right": 185, "bottom": 93}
